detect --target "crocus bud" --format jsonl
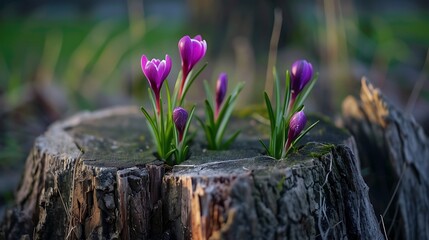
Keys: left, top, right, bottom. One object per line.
{"left": 290, "top": 60, "right": 313, "bottom": 99}
{"left": 215, "top": 73, "right": 228, "bottom": 117}
{"left": 178, "top": 35, "right": 207, "bottom": 97}
{"left": 173, "top": 107, "right": 189, "bottom": 142}
{"left": 141, "top": 54, "right": 172, "bottom": 114}
{"left": 285, "top": 110, "right": 307, "bottom": 150}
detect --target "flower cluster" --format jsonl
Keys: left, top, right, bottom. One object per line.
{"left": 260, "top": 60, "right": 319, "bottom": 159}
{"left": 198, "top": 73, "right": 244, "bottom": 150}
{"left": 140, "top": 35, "right": 318, "bottom": 164}
{"left": 140, "top": 35, "right": 206, "bottom": 165}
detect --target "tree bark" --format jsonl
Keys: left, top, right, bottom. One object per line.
{"left": 342, "top": 79, "right": 429, "bottom": 240}
{"left": 1, "top": 106, "right": 383, "bottom": 240}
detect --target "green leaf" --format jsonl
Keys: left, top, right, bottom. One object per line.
{"left": 147, "top": 88, "right": 157, "bottom": 116}
{"left": 182, "top": 145, "right": 190, "bottom": 163}
{"left": 259, "top": 139, "right": 270, "bottom": 154}
{"left": 284, "top": 70, "right": 291, "bottom": 117}
{"left": 215, "top": 97, "right": 237, "bottom": 145}
{"left": 204, "top": 100, "right": 215, "bottom": 129}
{"left": 140, "top": 106, "right": 159, "bottom": 139}
{"left": 274, "top": 125, "right": 285, "bottom": 159}
{"left": 273, "top": 67, "right": 281, "bottom": 122}
{"left": 180, "top": 62, "right": 208, "bottom": 106}
{"left": 172, "top": 71, "right": 182, "bottom": 107}
{"left": 264, "top": 92, "right": 275, "bottom": 133}
{"left": 159, "top": 98, "right": 167, "bottom": 158}
{"left": 173, "top": 121, "right": 179, "bottom": 146}
{"left": 203, "top": 80, "right": 214, "bottom": 108}
{"left": 165, "top": 80, "right": 172, "bottom": 119}
{"left": 182, "top": 106, "right": 196, "bottom": 144}
{"left": 165, "top": 124, "right": 174, "bottom": 150}
{"left": 221, "top": 130, "right": 240, "bottom": 149}
{"left": 215, "top": 95, "right": 231, "bottom": 127}
{"left": 197, "top": 117, "right": 215, "bottom": 148}
{"left": 141, "top": 106, "right": 163, "bottom": 156}
{"left": 165, "top": 147, "right": 176, "bottom": 164}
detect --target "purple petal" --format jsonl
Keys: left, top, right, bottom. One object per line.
{"left": 288, "top": 110, "right": 307, "bottom": 142}
{"left": 145, "top": 61, "right": 160, "bottom": 92}
{"left": 190, "top": 39, "right": 204, "bottom": 67}
{"left": 199, "top": 40, "right": 207, "bottom": 64}
{"left": 216, "top": 72, "right": 228, "bottom": 108}
{"left": 160, "top": 54, "right": 172, "bottom": 81}
{"left": 201, "top": 39, "right": 207, "bottom": 56}
{"left": 153, "top": 59, "right": 161, "bottom": 67}
{"left": 178, "top": 36, "right": 192, "bottom": 69}
{"left": 157, "top": 60, "right": 166, "bottom": 89}
{"left": 141, "top": 55, "right": 148, "bottom": 73}
{"left": 194, "top": 35, "right": 202, "bottom": 41}
{"left": 298, "top": 62, "right": 313, "bottom": 90}
{"left": 173, "top": 107, "right": 188, "bottom": 134}
{"left": 291, "top": 60, "right": 313, "bottom": 94}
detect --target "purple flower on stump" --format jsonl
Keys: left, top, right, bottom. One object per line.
{"left": 141, "top": 54, "right": 172, "bottom": 115}
{"left": 291, "top": 60, "right": 313, "bottom": 101}
{"left": 173, "top": 107, "right": 188, "bottom": 142}
{"left": 285, "top": 110, "right": 307, "bottom": 151}
{"left": 178, "top": 35, "right": 207, "bottom": 98}
{"left": 215, "top": 73, "right": 228, "bottom": 118}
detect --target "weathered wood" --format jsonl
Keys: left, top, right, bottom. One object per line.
{"left": 1, "top": 106, "right": 383, "bottom": 239}
{"left": 342, "top": 79, "right": 429, "bottom": 240}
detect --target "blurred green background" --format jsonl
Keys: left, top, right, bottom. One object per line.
{"left": 0, "top": 0, "right": 428, "bottom": 221}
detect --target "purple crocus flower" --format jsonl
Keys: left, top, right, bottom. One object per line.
{"left": 173, "top": 107, "right": 189, "bottom": 142}
{"left": 285, "top": 110, "right": 307, "bottom": 151}
{"left": 290, "top": 60, "right": 313, "bottom": 100}
{"left": 141, "top": 54, "right": 172, "bottom": 114}
{"left": 178, "top": 35, "right": 207, "bottom": 98}
{"left": 215, "top": 72, "right": 228, "bottom": 117}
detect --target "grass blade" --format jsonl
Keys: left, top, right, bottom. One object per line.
{"left": 221, "top": 130, "right": 241, "bottom": 149}
{"left": 180, "top": 62, "right": 208, "bottom": 106}
{"left": 264, "top": 92, "right": 275, "bottom": 133}
{"left": 182, "top": 106, "right": 196, "bottom": 143}
{"left": 259, "top": 139, "right": 270, "bottom": 154}
{"left": 204, "top": 100, "right": 215, "bottom": 129}
{"left": 273, "top": 67, "right": 281, "bottom": 121}
{"left": 215, "top": 83, "right": 243, "bottom": 145}
{"left": 197, "top": 117, "right": 215, "bottom": 148}
{"left": 203, "top": 80, "right": 214, "bottom": 107}
{"left": 284, "top": 70, "right": 291, "bottom": 117}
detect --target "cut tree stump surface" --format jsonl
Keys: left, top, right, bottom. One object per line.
{"left": 1, "top": 106, "right": 383, "bottom": 240}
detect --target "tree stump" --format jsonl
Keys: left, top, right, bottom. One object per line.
{"left": 342, "top": 79, "right": 429, "bottom": 240}
{"left": 1, "top": 106, "right": 383, "bottom": 240}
